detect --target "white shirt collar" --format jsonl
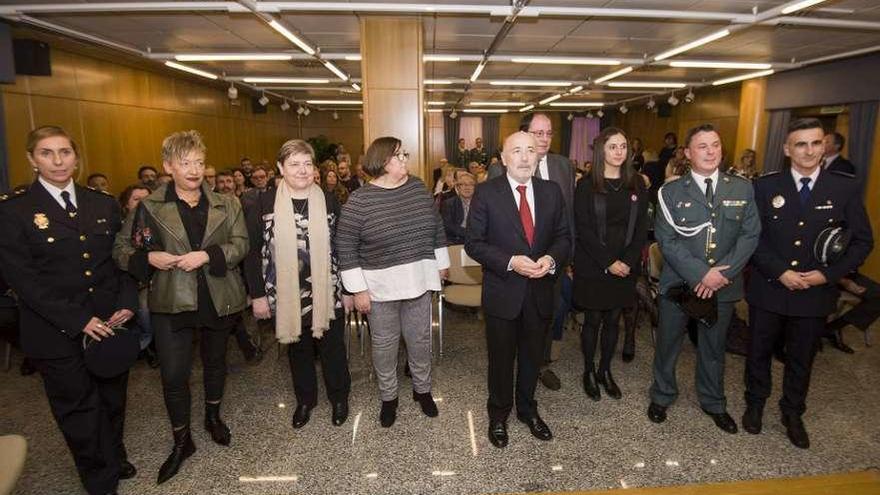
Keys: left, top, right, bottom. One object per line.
{"left": 690, "top": 168, "right": 719, "bottom": 194}
{"left": 506, "top": 173, "right": 533, "bottom": 192}
{"left": 790, "top": 166, "right": 821, "bottom": 190}
{"left": 39, "top": 177, "right": 77, "bottom": 208}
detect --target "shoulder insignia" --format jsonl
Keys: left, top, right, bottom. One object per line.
{"left": 724, "top": 172, "right": 750, "bottom": 184}
{"left": 757, "top": 170, "right": 781, "bottom": 179}
{"left": 0, "top": 189, "right": 26, "bottom": 202}
{"left": 829, "top": 169, "right": 856, "bottom": 178}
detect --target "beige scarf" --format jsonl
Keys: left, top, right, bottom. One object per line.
{"left": 273, "top": 181, "right": 334, "bottom": 343}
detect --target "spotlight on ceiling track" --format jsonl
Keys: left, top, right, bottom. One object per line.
{"left": 297, "top": 106, "right": 305, "bottom": 115}
{"left": 586, "top": 111, "right": 594, "bottom": 119}
{"left": 685, "top": 88, "right": 695, "bottom": 103}
{"left": 618, "top": 103, "right": 628, "bottom": 114}
{"left": 567, "top": 112, "right": 574, "bottom": 121}
{"left": 596, "top": 109, "right": 604, "bottom": 118}
{"left": 303, "top": 107, "right": 311, "bottom": 116}
{"left": 449, "top": 109, "right": 458, "bottom": 119}
{"left": 280, "top": 100, "right": 290, "bottom": 111}
{"left": 258, "top": 93, "right": 269, "bottom": 107}
{"left": 667, "top": 93, "right": 680, "bottom": 106}
{"left": 646, "top": 98, "right": 656, "bottom": 110}
{"left": 332, "top": 111, "right": 339, "bottom": 120}
{"left": 227, "top": 82, "right": 238, "bottom": 100}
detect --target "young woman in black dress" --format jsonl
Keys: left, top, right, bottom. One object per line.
{"left": 573, "top": 127, "right": 649, "bottom": 401}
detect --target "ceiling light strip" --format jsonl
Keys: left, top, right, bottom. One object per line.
{"left": 467, "top": 101, "right": 524, "bottom": 107}
{"left": 243, "top": 77, "right": 330, "bottom": 84}
{"left": 462, "top": 109, "right": 508, "bottom": 113}
{"left": 424, "top": 55, "right": 462, "bottom": 62}
{"left": 323, "top": 61, "right": 349, "bottom": 81}
{"left": 781, "top": 0, "right": 828, "bottom": 15}
{"left": 654, "top": 29, "right": 731, "bottom": 61}
{"left": 669, "top": 60, "right": 773, "bottom": 69}
{"left": 594, "top": 66, "right": 633, "bottom": 84}
{"left": 488, "top": 80, "right": 572, "bottom": 87}
{"left": 175, "top": 53, "right": 293, "bottom": 61}
{"left": 425, "top": 79, "right": 454, "bottom": 85}
{"left": 305, "top": 100, "right": 363, "bottom": 105}
{"left": 712, "top": 69, "right": 775, "bottom": 86}
{"left": 164, "top": 61, "right": 218, "bottom": 80}
{"left": 267, "top": 19, "right": 315, "bottom": 55}
{"left": 469, "top": 61, "right": 487, "bottom": 82}
{"left": 607, "top": 81, "right": 688, "bottom": 88}
{"left": 510, "top": 57, "right": 620, "bottom": 66}
{"left": 538, "top": 94, "right": 563, "bottom": 105}
{"left": 548, "top": 102, "right": 605, "bottom": 107}
{"left": 519, "top": 104, "right": 535, "bottom": 112}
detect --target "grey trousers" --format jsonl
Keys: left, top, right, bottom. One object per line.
{"left": 368, "top": 291, "right": 433, "bottom": 401}
{"left": 649, "top": 296, "right": 734, "bottom": 414}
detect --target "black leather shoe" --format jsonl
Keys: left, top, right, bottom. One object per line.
{"left": 702, "top": 409, "right": 738, "bottom": 434}
{"left": 582, "top": 370, "right": 600, "bottom": 401}
{"left": 827, "top": 330, "right": 855, "bottom": 354}
{"left": 292, "top": 404, "right": 313, "bottom": 429}
{"left": 539, "top": 369, "right": 561, "bottom": 391}
{"left": 647, "top": 402, "right": 667, "bottom": 424}
{"left": 157, "top": 426, "right": 196, "bottom": 485}
{"left": 488, "top": 420, "right": 508, "bottom": 448}
{"left": 413, "top": 391, "right": 439, "bottom": 417}
{"left": 379, "top": 398, "right": 398, "bottom": 428}
{"left": 331, "top": 401, "right": 349, "bottom": 426}
{"left": 782, "top": 414, "right": 810, "bottom": 449}
{"left": 204, "top": 403, "right": 231, "bottom": 445}
{"left": 517, "top": 413, "right": 553, "bottom": 441}
{"left": 119, "top": 459, "right": 137, "bottom": 480}
{"left": 598, "top": 370, "right": 622, "bottom": 399}
{"left": 742, "top": 405, "right": 763, "bottom": 434}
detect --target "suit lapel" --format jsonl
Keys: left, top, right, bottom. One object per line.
{"left": 203, "top": 195, "right": 228, "bottom": 245}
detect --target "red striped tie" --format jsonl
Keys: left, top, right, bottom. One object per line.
{"left": 517, "top": 185, "right": 534, "bottom": 247}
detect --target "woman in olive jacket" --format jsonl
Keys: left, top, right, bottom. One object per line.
{"left": 113, "top": 130, "right": 249, "bottom": 485}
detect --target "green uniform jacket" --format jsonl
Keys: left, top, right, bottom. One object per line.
{"left": 654, "top": 172, "right": 760, "bottom": 302}
{"left": 112, "top": 183, "right": 249, "bottom": 316}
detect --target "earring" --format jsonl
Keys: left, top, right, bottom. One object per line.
{"left": 32, "top": 168, "right": 38, "bottom": 173}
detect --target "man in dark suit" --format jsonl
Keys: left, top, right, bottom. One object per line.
{"left": 744, "top": 118, "right": 873, "bottom": 449}
{"left": 823, "top": 132, "right": 856, "bottom": 175}
{"left": 441, "top": 171, "right": 476, "bottom": 244}
{"left": 518, "top": 112, "right": 575, "bottom": 391}
{"left": 465, "top": 131, "right": 570, "bottom": 448}
{"left": 0, "top": 126, "right": 138, "bottom": 495}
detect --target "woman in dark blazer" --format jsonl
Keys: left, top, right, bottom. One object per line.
{"left": 573, "top": 127, "right": 649, "bottom": 401}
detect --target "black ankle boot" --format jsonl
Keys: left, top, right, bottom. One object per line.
{"left": 413, "top": 391, "right": 438, "bottom": 417}
{"left": 598, "top": 369, "right": 622, "bottom": 399}
{"left": 583, "top": 369, "right": 600, "bottom": 401}
{"left": 157, "top": 426, "right": 196, "bottom": 484}
{"left": 204, "top": 403, "right": 231, "bottom": 446}
{"left": 380, "top": 398, "right": 398, "bottom": 428}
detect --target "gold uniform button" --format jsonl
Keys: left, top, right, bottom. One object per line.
{"left": 84, "top": 270, "right": 93, "bottom": 277}
{"left": 798, "top": 221, "right": 805, "bottom": 227}
{"left": 711, "top": 212, "right": 717, "bottom": 218}
{"left": 794, "top": 240, "right": 802, "bottom": 247}
{"left": 47, "top": 237, "right": 55, "bottom": 243}
{"left": 709, "top": 243, "right": 717, "bottom": 249}
{"left": 82, "top": 252, "right": 91, "bottom": 259}
{"left": 79, "top": 235, "right": 87, "bottom": 241}
{"left": 710, "top": 227, "right": 717, "bottom": 233}
{"left": 828, "top": 218, "right": 834, "bottom": 223}
{"left": 708, "top": 258, "right": 716, "bottom": 265}
{"left": 790, "top": 260, "right": 799, "bottom": 267}
{"left": 88, "top": 287, "right": 94, "bottom": 293}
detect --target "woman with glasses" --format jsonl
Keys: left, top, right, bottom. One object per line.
{"left": 573, "top": 127, "right": 649, "bottom": 401}
{"left": 336, "top": 137, "right": 450, "bottom": 428}
{"left": 243, "top": 139, "right": 352, "bottom": 431}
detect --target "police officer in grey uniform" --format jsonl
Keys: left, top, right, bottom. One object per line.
{"left": 647, "top": 124, "right": 760, "bottom": 433}
{"left": 744, "top": 118, "right": 873, "bottom": 449}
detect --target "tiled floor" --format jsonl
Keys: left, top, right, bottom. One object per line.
{"left": 1, "top": 307, "right": 878, "bottom": 495}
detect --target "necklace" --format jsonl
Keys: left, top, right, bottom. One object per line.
{"left": 606, "top": 178, "right": 623, "bottom": 192}
{"left": 293, "top": 198, "right": 308, "bottom": 217}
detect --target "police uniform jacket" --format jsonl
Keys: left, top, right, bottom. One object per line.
{"left": 655, "top": 172, "right": 760, "bottom": 303}
{"left": 746, "top": 168, "right": 873, "bottom": 317}
{"left": 0, "top": 181, "right": 138, "bottom": 359}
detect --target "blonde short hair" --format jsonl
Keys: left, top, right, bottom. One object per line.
{"left": 27, "top": 125, "right": 78, "bottom": 156}
{"left": 276, "top": 139, "right": 315, "bottom": 165}
{"left": 161, "top": 130, "right": 206, "bottom": 163}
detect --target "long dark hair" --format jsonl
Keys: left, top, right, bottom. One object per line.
{"left": 591, "top": 127, "right": 641, "bottom": 193}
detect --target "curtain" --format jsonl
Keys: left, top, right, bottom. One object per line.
{"left": 559, "top": 115, "right": 573, "bottom": 158}
{"left": 482, "top": 116, "right": 500, "bottom": 158}
{"left": 763, "top": 109, "right": 791, "bottom": 173}
{"left": 848, "top": 100, "right": 878, "bottom": 184}
{"left": 568, "top": 117, "right": 601, "bottom": 167}
{"left": 443, "top": 113, "right": 460, "bottom": 162}
{"left": 458, "top": 117, "right": 483, "bottom": 149}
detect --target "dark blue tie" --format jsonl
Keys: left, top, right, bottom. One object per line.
{"left": 60, "top": 190, "right": 77, "bottom": 217}
{"left": 799, "top": 177, "right": 812, "bottom": 206}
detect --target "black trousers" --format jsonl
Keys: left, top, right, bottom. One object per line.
{"left": 31, "top": 354, "right": 128, "bottom": 495}
{"left": 288, "top": 317, "right": 351, "bottom": 407}
{"left": 745, "top": 305, "right": 826, "bottom": 417}
{"left": 153, "top": 314, "right": 230, "bottom": 428}
{"left": 485, "top": 286, "right": 549, "bottom": 422}
{"left": 581, "top": 308, "right": 622, "bottom": 373}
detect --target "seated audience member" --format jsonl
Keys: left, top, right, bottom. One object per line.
{"left": 216, "top": 170, "right": 235, "bottom": 196}
{"left": 487, "top": 156, "right": 504, "bottom": 179}
{"left": 825, "top": 273, "right": 880, "bottom": 353}
{"left": 323, "top": 168, "right": 350, "bottom": 205}
{"left": 232, "top": 168, "right": 248, "bottom": 197}
{"left": 730, "top": 149, "right": 758, "bottom": 180}
{"left": 433, "top": 158, "right": 450, "bottom": 185}
{"left": 433, "top": 165, "right": 457, "bottom": 203}
{"left": 441, "top": 171, "right": 476, "bottom": 244}
{"left": 204, "top": 166, "right": 217, "bottom": 190}
{"left": 468, "top": 160, "right": 488, "bottom": 183}
{"left": 663, "top": 146, "right": 686, "bottom": 179}
{"left": 138, "top": 164, "right": 159, "bottom": 189}
{"left": 823, "top": 132, "right": 856, "bottom": 175}
{"left": 87, "top": 172, "right": 110, "bottom": 192}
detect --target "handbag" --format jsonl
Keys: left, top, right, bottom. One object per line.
{"left": 666, "top": 283, "right": 718, "bottom": 327}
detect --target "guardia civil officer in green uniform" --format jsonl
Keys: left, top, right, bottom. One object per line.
{"left": 743, "top": 118, "right": 872, "bottom": 449}
{"left": 0, "top": 126, "right": 138, "bottom": 495}
{"left": 647, "top": 123, "right": 760, "bottom": 434}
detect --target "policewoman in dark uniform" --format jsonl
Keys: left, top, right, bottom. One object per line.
{"left": 744, "top": 118, "right": 873, "bottom": 449}
{"left": 648, "top": 124, "right": 760, "bottom": 434}
{"left": 0, "top": 126, "right": 138, "bottom": 495}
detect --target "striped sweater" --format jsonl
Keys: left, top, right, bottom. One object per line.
{"left": 336, "top": 176, "right": 450, "bottom": 301}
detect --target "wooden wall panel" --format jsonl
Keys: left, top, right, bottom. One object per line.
{"left": 859, "top": 121, "right": 880, "bottom": 280}
{"left": 1, "top": 42, "right": 359, "bottom": 193}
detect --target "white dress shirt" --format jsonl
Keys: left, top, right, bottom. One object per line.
{"left": 690, "top": 168, "right": 719, "bottom": 196}
{"left": 791, "top": 166, "right": 821, "bottom": 191}
{"left": 536, "top": 155, "right": 549, "bottom": 181}
{"left": 506, "top": 173, "right": 536, "bottom": 224}
{"left": 39, "top": 177, "right": 77, "bottom": 209}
